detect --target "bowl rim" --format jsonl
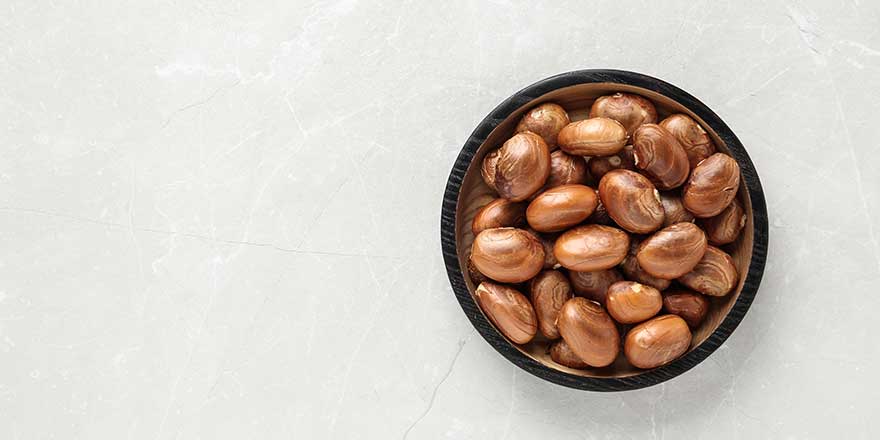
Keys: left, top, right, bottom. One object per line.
{"left": 440, "top": 69, "right": 769, "bottom": 391}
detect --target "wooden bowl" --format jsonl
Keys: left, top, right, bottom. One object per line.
{"left": 440, "top": 70, "right": 768, "bottom": 391}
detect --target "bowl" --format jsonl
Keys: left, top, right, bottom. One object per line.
{"left": 440, "top": 69, "right": 768, "bottom": 391}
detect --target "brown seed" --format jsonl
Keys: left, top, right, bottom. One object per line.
{"left": 568, "top": 268, "right": 623, "bottom": 304}
{"left": 485, "top": 132, "right": 551, "bottom": 201}
{"left": 620, "top": 240, "right": 671, "bottom": 291}
{"left": 515, "top": 103, "right": 570, "bottom": 149}
{"left": 586, "top": 196, "right": 613, "bottom": 225}
{"left": 659, "top": 114, "right": 716, "bottom": 169}
{"left": 549, "top": 339, "right": 591, "bottom": 369}
{"left": 662, "top": 289, "right": 710, "bottom": 328}
{"left": 557, "top": 297, "right": 620, "bottom": 367}
{"left": 620, "top": 144, "right": 636, "bottom": 166}
{"left": 636, "top": 222, "right": 707, "bottom": 279}
{"left": 682, "top": 153, "right": 741, "bottom": 217}
{"left": 471, "top": 228, "right": 545, "bottom": 283}
{"left": 475, "top": 282, "right": 538, "bottom": 344}
{"left": 554, "top": 225, "right": 630, "bottom": 271}
{"left": 624, "top": 315, "right": 692, "bottom": 369}
{"left": 535, "top": 233, "right": 559, "bottom": 269}
{"left": 605, "top": 281, "right": 663, "bottom": 324}
{"left": 472, "top": 198, "right": 526, "bottom": 235}
{"left": 466, "top": 253, "right": 490, "bottom": 285}
{"left": 557, "top": 118, "right": 628, "bottom": 156}
{"left": 526, "top": 184, "right": 599, "bottom": 232}
{"left": 702, "top": 198, "right": 747, "bottom": 245}
{"left": 677, "top": 246, "right": 739, "bottom": 296}
{"left": 589, "top": 93, "right": 658, "bottom": 136}
{"left": 598, "top": 169, "right": 664, "bottom": 234}
{"left": 529, "top": 270, "right": 573, "bottom": 339}
{"left": 632, "top": 124, "right": 690, "bottom": 190}
{"left": 659, "top": 192, "right": 695, "bottom": 227}
{"left": 588, "top": 145, "right": 636, "bottom": 180}
{"left": 589, "top": 155, "right": 623, "bottom": 180}
{"left": 545, "top": 150, "right": 588, "bottom": 189}
{"left": 480, "top": 149, "right": 500, "bottom": 191}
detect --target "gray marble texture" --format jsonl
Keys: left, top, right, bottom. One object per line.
{"left": 1, "top": 0, "right": 879, "bottom": 438}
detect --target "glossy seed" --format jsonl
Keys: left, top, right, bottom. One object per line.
{"left": 475, "top": 282, "right": 538, "bottom": 344}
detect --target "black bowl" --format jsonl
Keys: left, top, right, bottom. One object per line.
{"left": 440, "top": 69, "right": 768, "bottom": 391}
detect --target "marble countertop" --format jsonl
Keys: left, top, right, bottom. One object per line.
{"left": 2, "top": 0, "right": 879, "bottom": 438}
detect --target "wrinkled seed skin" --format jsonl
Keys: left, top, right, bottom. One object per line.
{"left": 660, "top": 114, "right": 716, "bottom": 169}
{"left": 549, "top": 339, "right": 591, "bottom": 369}
{"left": 557, "top": 297, "right": 620, "bottom": 367}
{"left": 662, "top": 290, "right": 710, "bottom": 328}
{"left": 568, "top": 268, "right": 623, "bottom": 304}
{"left": 527, "top": 184, "right": 599, "bottom": 232}
{"left": 471, "top": 228, "right": 545, "bottom": 283}
{"left": 606, "top": 281, "right": 663, "bottom": 324}
{"left": 515, "top": 103, "right": 570, "bottom": 149}
{"left": 599, "top": 169, "right": 664, "bottom": 234}
{"left": 621, "top": 240, "right": 671, "bottom": 291}
{"left": 491, "top": 132, "right": 552, "bottom": 201}
{"left": 632, "top": 124, "right": 690, "bottom": 190}
{"left": 554, "top": 225, "right": 630, "bottom": 271}
{"left": 588, "top": 145, "right": 636, "bottom": 179}
{"left": 677, "top": 246, "right": 739, "bottom": 296}
{"left": 475, "top": 282, "right": 538, "bottom": 344}
{"left": 702, "top": 198, "right": 746, "bottom": 245}
{"left": 545, "top": 150, "right": 588, "bottom": 189}
{"left": 624, "top": 315, "right": 692, "bottom": 369}
{"left": 558, "top": 118, "right": 628, "bottom": 156}
{"left": 529, "top": 270, "right": 573, "bottom": 339}
{"left": 589, "top": 93, "right": 658, "bottom": 136}
{"left": 659, "top": 192, "right": 695, "bottom": 227}
{"left": 472, "top": 198, "right": 526, "bottom": 235}
{"left": 683, "top": 153, "right": 741, "bottom": 217}
{"left": 480, "top": 150, "right": 500, "bottom": 191}
{"left": 637, "top": 222, "right": 708, "bottom": 279}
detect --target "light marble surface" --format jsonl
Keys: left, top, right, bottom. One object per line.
{"left": 1, "top": 0, "right": 879, "bottom": 438}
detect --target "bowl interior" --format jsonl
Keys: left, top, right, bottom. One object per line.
{"left": 456, "top": 83, "right": 754, "bottom": 378}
